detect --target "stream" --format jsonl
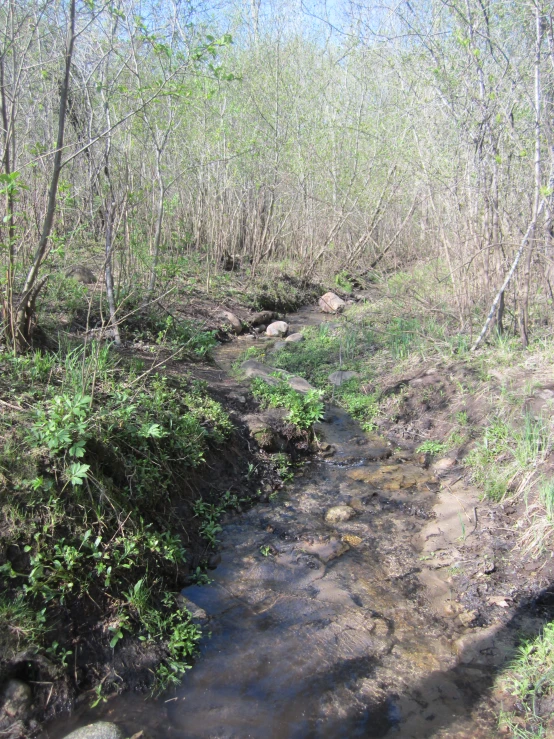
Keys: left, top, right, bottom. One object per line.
{"left": 47, "top": 305, "right": 506, "bottom": 739}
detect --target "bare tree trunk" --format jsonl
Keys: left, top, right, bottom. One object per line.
{"left": 13, "top": 0, "right": 76, "bottom": 351}
{"left": 0, "top": 49, "right": 16, "bottom": 348}
{"left": 104, "top": 190, "right": 121, "bottom": 346}
{"left": 472, "top": 206, "right": 544, "bottom": 351}
{"left": 145, "top": 153, "right": 164, "bottom": 300}
{"left": 519, "top": 3, "right": 543, "bottom": 348}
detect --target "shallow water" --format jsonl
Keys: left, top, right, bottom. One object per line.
{"left": 47, "top": 306, "right": 501, "bottom": 739}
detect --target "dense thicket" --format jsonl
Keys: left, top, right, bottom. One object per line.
{"left": 1, "top": 0, "right": 554, "bottom": 347}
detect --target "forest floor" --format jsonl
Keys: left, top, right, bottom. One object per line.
{"left": 2, "top": 262, "right": 554, "bottom": 738}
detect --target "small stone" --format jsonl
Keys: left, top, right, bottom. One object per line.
{"left": 325, "top": 505, "right": 355, "bottom": 523}
{"left": 300, "top": 537, "right": 350, "bottom": 562}
{"left": 251, "top": 310, "right": 277, "bottom": 326}
{"left": 177, "top": 595, "right": 209, "bottom": 621}
{"left": 65, "top": 265, "right": 97, "bottom": 284}
{"left": 318, "top": 292, "right": 346, "bottom": 314}
{"left": 0, "top": 679, "right": 32, "bottom": 719}
{"left": 208, "top": 552, "right": 222, "bottom": 569}
{"left": 285, "top": 333, "right": 304, "bottom": 343}
{"left": 272, "top": 341, "right": 287, "bottom": 352}
{"left": 240, "top": 359, "right": 314, "bottom": 394}
{"left": 488, "top": 595, "right": 511, "bottom": 608}
{"left": 342, "top": 534, "right": 363, "bottom": 547}
{"left": 328, "top": 370, "right": 359, "bottom": 386}
{"left": 61, "top": 723, "right": 125, "bottom": 739}
{"left": 287, "top": 375, "right": 314, "bottom": 394}
{"left": 458, "top": 609, "right": 478, "bottom": 627}
{"left": 221, "top": 310, "right": 243, "bottom": 334}
{"left": 481, "top": 551, "right": 496, "bottom": 575}
{"left": 432, "top": 457, "right": 457, "bottom": 474}
{"left": 266, "top": 321, "right": 289, "bottom": 337}
{"left": 347, "top": 464, "right": 437, "bottom": 490}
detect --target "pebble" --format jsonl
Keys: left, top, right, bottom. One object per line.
{"left": 328, "top": 370, "right": 359, "bottom": 386}
{"left": 221, "top": 310, "right": 243, "bottom": 334}
{"left": 325, "top": 505, "right": 355, "bottom": 523}
{"left": 266, "top": 321, "right": 289, "bottom": 337}
{"left": 318, "top": 292, "right": 346, "bottom": 314}
{"left": 61, "top": 723, "right": 125, "bottom": 739}
{"left": 0, "top": 679, "right": 31, "bottom": 719}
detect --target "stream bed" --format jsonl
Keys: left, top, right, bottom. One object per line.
{"left": 47, "top": 306, "right": 514, "bottom": 739}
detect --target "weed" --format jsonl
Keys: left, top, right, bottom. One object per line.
{"left": 271, "top": 453, "right": 295, "bottom": 483}
{"left": 190, "top": 566, "right": 213, "bottom": 585}
{"left": 385, "top": 317, "right": 420, "bottom": 359}
{"left": 417, "top": 440, "right": 447, "bottom": 457}
{"left": 0, "top": 595, "right": 47, "bottom": 657}
{"left": 193, "top": 499, "right": 223, "bottom": 547}
{"left": 259, "top": 545, "right": 272, "bottom": 557}
{"left": 335, "top": 382, "right": 379, "bottom": 431}
{"left": 457, "top": 513, "right": 466, "bottom": 542}
{"left": 251, "top": 378, "right": 324, "bottom": 431}
{"left": 497, "top": 622, "right": 554, "bottom": 737}
{"left": 90, "top": 683, "right": 107, "bottom": 709}
{"left": 448, "top": 430, "right": 466, "bottom": 449}
{"left": 45, "top": 641, "right": 73, "bottom": 668}
{"left": 455, "top": 410, "right": 469, "bottom": 426}
{"left": 193, "top": 490, "right": 248, "bottom": 548}
{"left": 334, "top": 271, "right": 353, "bottom": 294}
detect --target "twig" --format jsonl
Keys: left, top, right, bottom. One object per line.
{"left": 0, "top": 397, "right": 24, "bottom": 411}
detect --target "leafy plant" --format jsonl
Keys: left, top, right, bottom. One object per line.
{"left": 30, "top": 393, "right": 91, "bottom": 456}
{"left": 251, "top": 378, "right": 324, "bottom": 430}
{"left": 417, "top": 440, "right": 447, "bottom": 456}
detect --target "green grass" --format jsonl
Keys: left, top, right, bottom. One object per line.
{"left": 498, "top": 622, "right": 554, "bottom": 738}
{"left": 465, "top": 415, "right": 550, "bottom": 502}
{"left": 334, "top": 380, "right": 380, "bottom": 431}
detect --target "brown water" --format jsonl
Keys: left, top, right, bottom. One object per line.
{"left": 47, "top": 306, "right": 507, "bottom": 739}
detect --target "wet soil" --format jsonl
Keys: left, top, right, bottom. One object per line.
{"left": 44, "top": 304, "right": 554, "bottom": 739}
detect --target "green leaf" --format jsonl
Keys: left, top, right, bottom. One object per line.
{"left": 68, "top": 463, "right": 90, "bottom": 486}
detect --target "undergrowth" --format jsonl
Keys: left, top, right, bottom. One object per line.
{"left": 0, "top": 339, "right": 241, "bottom": 697}
{"left": 498, "top": 623, "right": 554, "bottom": 738}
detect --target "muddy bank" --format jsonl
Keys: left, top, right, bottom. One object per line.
{"left": 42, "top": 302, "right": 554, "bottom": 739}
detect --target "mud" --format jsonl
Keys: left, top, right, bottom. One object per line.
{"left": 45, "top": 304, "right": 554, "bottom": 739}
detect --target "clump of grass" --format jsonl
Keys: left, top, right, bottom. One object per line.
{"left": 334, "top": 379, "right": 380, "bottom": 432}
{"left": 250, "top": 377, "right": 324, "bottom": 430}
{"left": 498, "top": 622, "right": 554, "bottom": 738}
{"left": 417, "top": 440, "right": 448, "bottom": 457}
{"left": 465, "top": 415, "right": 551, "bottom": 502}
